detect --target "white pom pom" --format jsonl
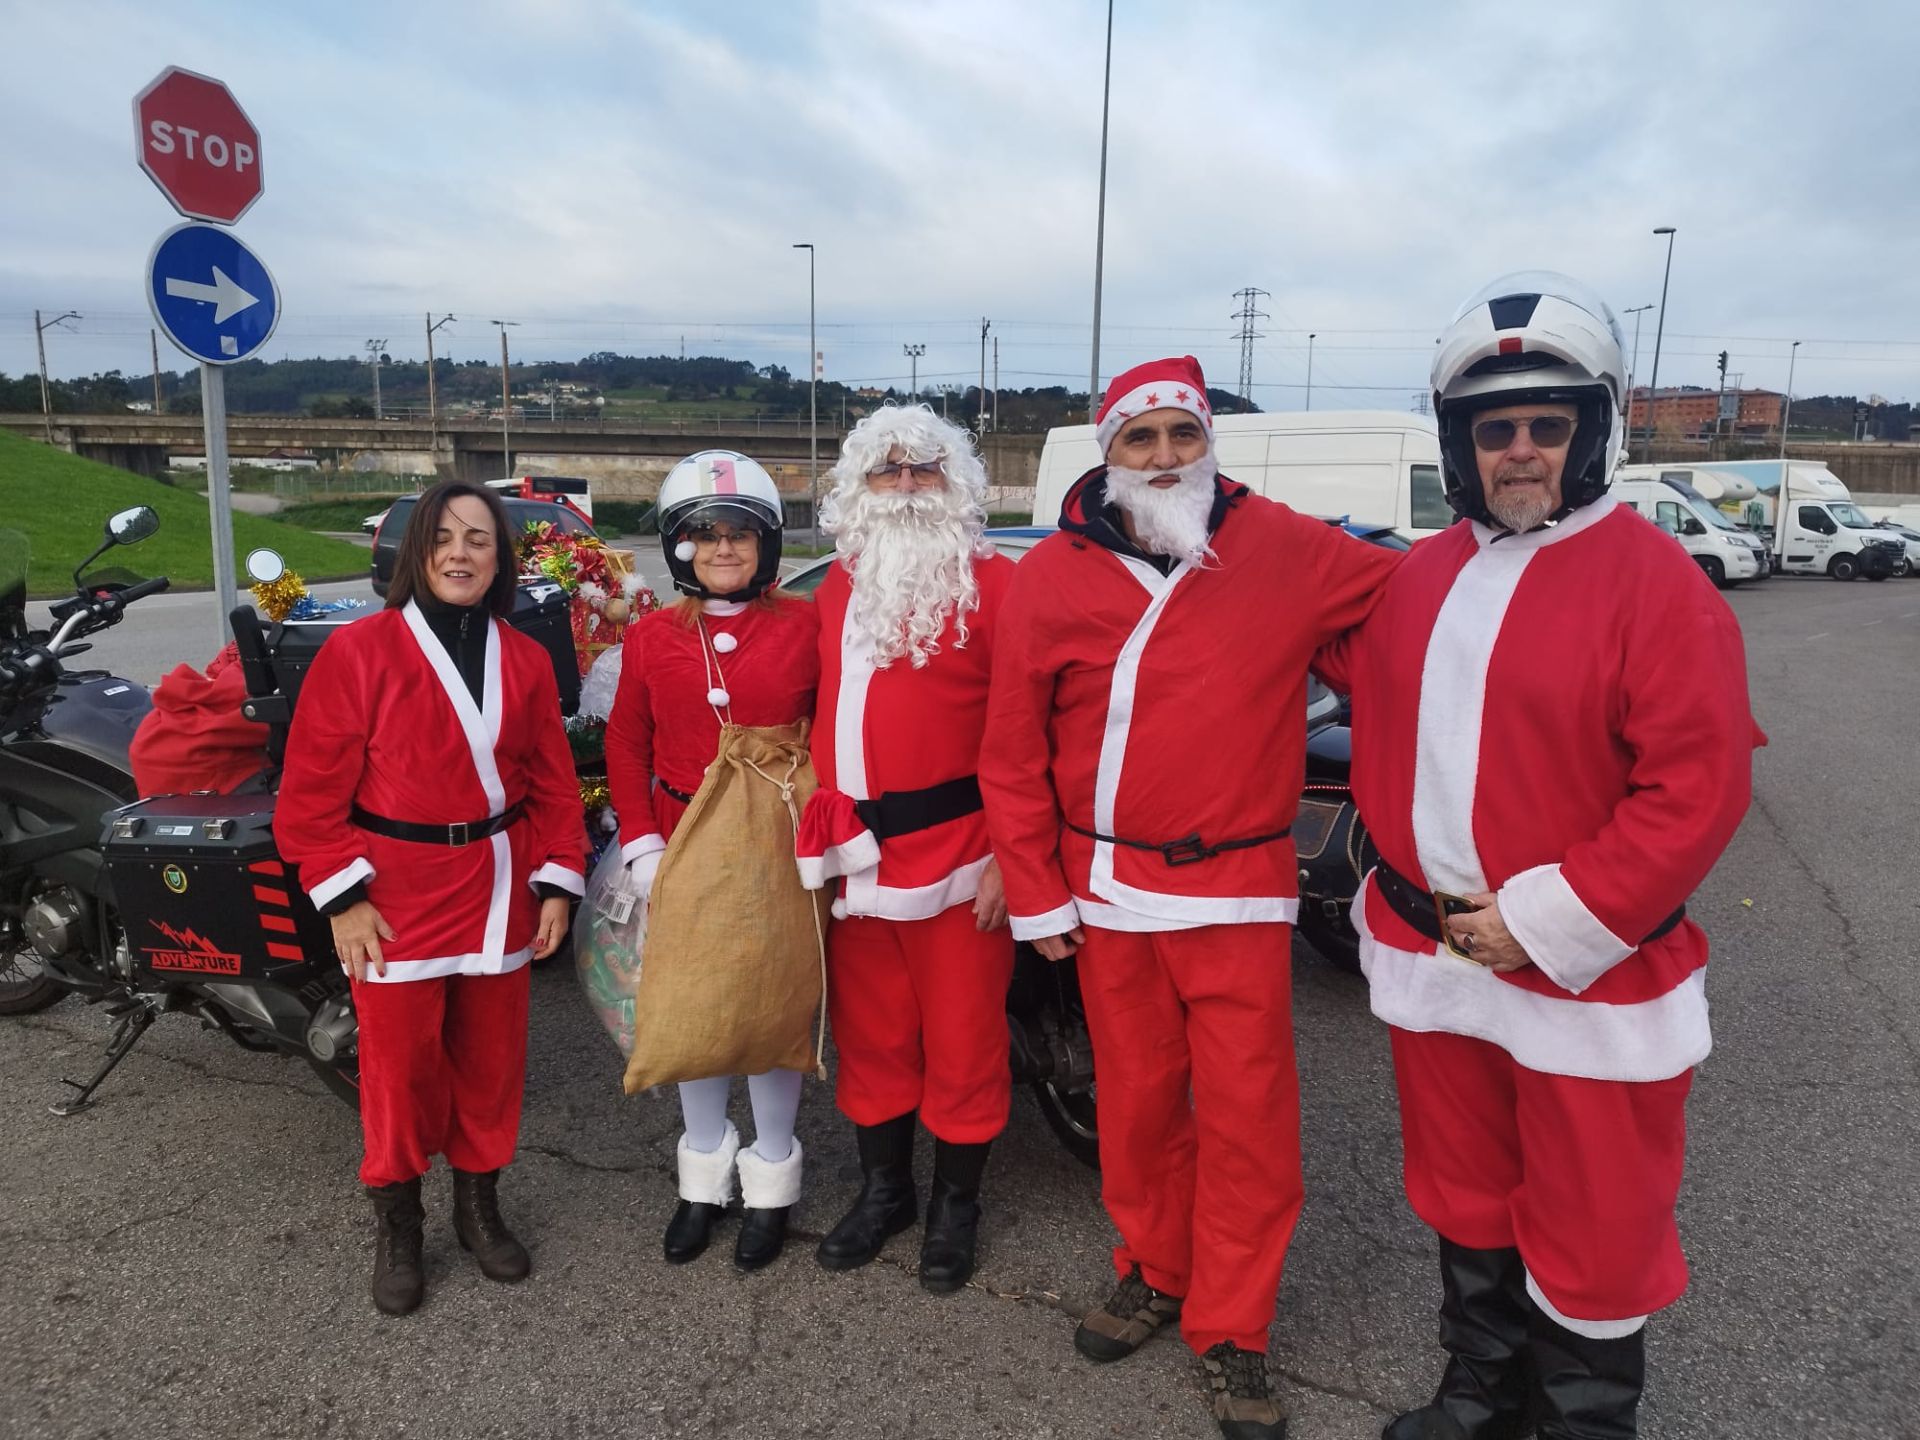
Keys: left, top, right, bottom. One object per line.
{"left": 706, "top": 687, "right": 731, "bottom": 707}
{"left": 830, "top": 898, "right": 849, "bottom": 920}
{"left": 712, "top": 631, "right": 738, "bottom": 653}
{"left": 675, "top": 540, "right": 697, "bottom": 562}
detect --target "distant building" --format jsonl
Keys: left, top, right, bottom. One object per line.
{"left": 1626, "top": 386, "right": 1784, "bottom": 438}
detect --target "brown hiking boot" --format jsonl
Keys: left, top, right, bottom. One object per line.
{"left": 1201, "top": 1343, "right": 1289, "bottom": 1439}
{"left": 1074, "top": 1263, "right": 1184, "bottom": 1363}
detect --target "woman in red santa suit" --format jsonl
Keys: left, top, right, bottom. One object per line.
{"left": 605, "top": 450, "right": 821, "bottom": 1272}
{"left": 276, "top": 481, "right": 585, "bottom": 1317}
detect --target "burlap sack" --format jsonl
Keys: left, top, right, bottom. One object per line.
{"left": 621, "top": 720, "right": 830, "bottom": 1093}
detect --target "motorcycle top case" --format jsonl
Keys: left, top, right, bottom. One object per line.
{"left": 102, "top": 793, "right": 336, "bottom": 988}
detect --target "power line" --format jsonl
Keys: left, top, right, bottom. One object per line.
{"left": 1230, "top": 287, "right": 1271, "bottom": 408}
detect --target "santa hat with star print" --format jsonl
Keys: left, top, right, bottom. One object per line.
{"left": 1094, "top": 355, "right": 1215, "bottom": 456}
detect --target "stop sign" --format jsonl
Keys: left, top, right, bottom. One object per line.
{"left": 132, "top": 67, "right": 263, "bottom": 225}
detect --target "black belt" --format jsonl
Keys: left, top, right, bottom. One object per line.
{"left": 1065, "top": 819, "right": 1292, "bottom": 868}
{"left": 658, "top": 779, "right": 696, "bottom": 805}
{"left": 1371, "top": 856, "right": 1684, "bottom": 947}
{"left": 350, "top": 801, "right": 524, "bottom": 848}
{"left": 854, "top": 775, "right": 983, "bottom": 841}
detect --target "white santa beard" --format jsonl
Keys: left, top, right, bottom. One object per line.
{"left": 1106, "top": 454, "right": 1219, "bottom": 565}
{"left": 835, "top": 490, "right": 983, "bottom": 668}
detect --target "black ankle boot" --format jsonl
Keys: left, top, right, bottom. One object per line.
{"left": 1529, "top": 1311, "right": 1645, "bottom": 1440}
{"left": 663, "top": 1201, "right": 726, "bottom": 1263}
{"left": 452, "top": 1168, "right": 531, "bottom": 1283}
{"left": 817, "top": 1112, "right": 917, "bottom": 1271}
{"left": 367, "top": 1178, "right": 425, "bottom": 1315}
{"left": 1384, "top": 1241, "right": 1532, "bottom": 1440}
{"left": 734, "top": 1138, "right": 803, "bottom": 1273}
{"left": 919, "top": 1138, "right": 990, "bottom": 1294}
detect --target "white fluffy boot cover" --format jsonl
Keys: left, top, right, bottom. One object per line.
{"left": 677, "top": 1121, "right": 740, "bottom": 1206}
{"left": 736, "top": 1137, "right": 804, "bottom": 1210}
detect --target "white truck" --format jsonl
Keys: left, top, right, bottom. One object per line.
{"left": 1709, "top": 460, "right": 1903, "bottom": 581}
{"left": 1609, "top": 465, "right": 1770, "bottom": 588}
{"left": 1033, "top": 411, "right": 1452, "bottom": 536}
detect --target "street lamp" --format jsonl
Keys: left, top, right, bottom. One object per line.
{"left": 34, "top": 309, "right": 81, "bottom": 443}
{"left": 1305, "top": 333, "right": 1316, "bottom": 412}
{"left": 794, "top": 243, "right": 818, "bottom": 546}
{"left": 1644, "top": 227, "right": 1678, "bottom": 458}
{"left": 1620, "top": 303, "right": 1653, "bottom": 443}
{"left": 903, "top": 343, "right": 925, "bottom": 401}
{"left": 1087, "top": 0, "right": 1114, "bottom": 421}
{"left": 491, "top": 320, "right": 519, "bottom": 476}
{"left": 1780, "top": 339, "right": 1801, "bottom": 459}
{"left": 426, "top": 313, "right": 456, "bottom": 458}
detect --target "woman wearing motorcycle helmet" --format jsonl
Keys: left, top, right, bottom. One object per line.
{"left": 604, "top": 449, "right": 822, "bottom": 1271}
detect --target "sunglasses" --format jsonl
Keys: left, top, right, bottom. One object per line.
{"left": 867, "top": 460, "right": 945, "bottom": 480}
{"left": 1472, "top": 415, "right": 1575, "bottom": 451}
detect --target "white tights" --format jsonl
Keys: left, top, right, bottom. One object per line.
{"left": 678, "top": 1069, "right": 803, "bottom": 1162}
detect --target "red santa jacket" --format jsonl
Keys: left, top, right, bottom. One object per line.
{"left": 604, "top": 596, "right": 821, "bottom": 857}
{"left": 981, "top": 471, "right": 1400, "bottom": 938}
{"left": 806, "top": 552, "right": 1015, "bottom": 921}
{"left": 275, "top": 603, "right": 586, "bottom": 983}
{"left": 1313, "top": 495, "right": 1762, "bottom": 1082}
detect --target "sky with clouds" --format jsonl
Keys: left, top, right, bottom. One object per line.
{"left": 4, "top": 0, "right": 1917, "bottom": 410}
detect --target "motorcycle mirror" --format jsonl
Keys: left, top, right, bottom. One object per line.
{"left": 105, "top": 507, "right": 159, "bottom": 546}
{"left": 244, "top": 549, "right": 286, "bottom": 584}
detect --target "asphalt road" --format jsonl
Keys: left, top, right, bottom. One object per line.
{"left": 2, "top": 573, "right": 1917, "bottom": 1439}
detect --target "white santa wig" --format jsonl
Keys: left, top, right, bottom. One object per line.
{"left": 821, "top": 404, "right": 994, "bottom": 668}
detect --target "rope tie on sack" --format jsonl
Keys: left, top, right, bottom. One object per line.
{"left": 740, "top": 746, "right": 829, "bottom": 1079}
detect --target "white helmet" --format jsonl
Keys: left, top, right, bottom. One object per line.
{"left": 655, "top": 450, "right": 784, "bottom": 599}
{"left": 1431, "top": 271, "right": 1627, "bottom": 526}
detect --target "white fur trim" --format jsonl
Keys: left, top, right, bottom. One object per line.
{"left": 840, "top": 855, "right": 991, "bottom": 923}
{"left": 1526, "top": 1271, "right": 1649, "bottom": 1338}
{"left": 736, "top": 1137, "right": 804, "bottom": 1209}
{"left": 530, "top": 861, "right": 585, "bottom": 898}
{"left": 797, "top": 831, "right": 881, "bottom": 891}
{"left": 307, "top": 855, "right": 374, "bottom": 910}
{"left": 356, "top": 944, "right": 534, "bottom": 983}
{"left": 677, "top": 1121, "right": 740, "bottom": 1205}
{"left": 1355, "top": 879, "right": 1709, "bottom": 1082}
{"left": 1074, "top": 895, "right": 1233, "bottom": 933}
{"left": 1095, "top": 380, "right": 1213, "bottom": 455}
{"left": 833, "top": 613, "right": 877, "bottom": 800}
{"left": 1009, "top": 898, "right": 1084, "bottom": 942}
{"left": 830, "top": 897, "right": 849, "bottom": 920}
{"left": 619, "top": 832, "right": 667, "bottom": 866}
{"left": 1496, "top": 863, "right": 1631, "bottom": 996}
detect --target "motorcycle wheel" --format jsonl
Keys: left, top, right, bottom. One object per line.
{"left": 308, "top": 1056, "right": 361, "bottom": 1109}
{"left": 1297, "top": 904, "right": 1362, "bottom": 975}
{"left": 1031, "top": 1078, "right": 1100, "bottom": 1170}
{"left": 0, "top": 935, "right": 66, "bottom": 1015}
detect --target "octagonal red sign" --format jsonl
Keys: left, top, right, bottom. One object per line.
{"left": 133, "top": 67, "right": 263, "bottom": 225}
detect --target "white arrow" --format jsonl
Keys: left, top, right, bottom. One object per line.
{"left": 164, "top": 265, "right": 260, "bottom": 325}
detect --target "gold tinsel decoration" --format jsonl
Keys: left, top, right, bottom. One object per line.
{"left": 579, "top": 778, "right": 611, "bottom": 812}
{"left": 250, "top": 570, "right": 309, "bottom": 623}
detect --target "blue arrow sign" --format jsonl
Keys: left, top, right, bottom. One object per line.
{"left": 146, "top": 221, "right": 280, "bottom": 366}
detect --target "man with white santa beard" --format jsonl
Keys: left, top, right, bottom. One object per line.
{"left": 797, "top": 404, "right": 1017, "bottom": 1296}
{"left": 981, "top": 356, "right": 1401, "bottom": 1439}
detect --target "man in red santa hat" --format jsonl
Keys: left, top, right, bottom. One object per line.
{"left": 798, "top": 404, "right": 1016, "bottom": 1295}
{"left": 980, "top": 355, "right": 1400, "bottom": 1439}
{"left": 1315, "top": 274, "right": 1760, "bottom": 1440}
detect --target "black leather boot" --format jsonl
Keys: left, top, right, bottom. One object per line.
{"left": 452, "top": 1168, "right": 531, "bottom": 1282}
{"left": 664, "top": 1201, "right": 727, "bottom": 1263}
{"left": 1529, "top": 1311, "right": 1645, "bottom": 1439}
{"left": 1384, "top": 1240, "right": 1534, "bottom": 1440}
{"left": 666, "top": 1124, "right": 739, "bottom": 1264}
{"left": 816, "top": 1112, "right": 917, "bottom": 1271}
{"left": 919, "top": 1138, "right": 990, "bottom": 1294}
{"left": 367, "top": 1178, "right": 426, "bottom": 1315}
{"left": 734, "top": 1138, "right": 803, "bottom": 1273}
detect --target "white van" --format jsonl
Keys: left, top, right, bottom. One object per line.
{"left": 1715, "top": 461, "right": 1904, "bottom": 580}
{"left": 1609, "top": 469, "right": 1769, "bottom": 588}
{"left": 1033, "top": 411, "right": 1452, "bottom": 537}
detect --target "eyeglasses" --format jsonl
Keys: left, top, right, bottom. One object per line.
{"left": 687, "top": 527, "right": 759, "bottom": 548}
{"left": 867, "top": 460, "right": 945, "bottom": 483}
{"left": 1471, "top": 415, "right": 1576, "bottom": 451}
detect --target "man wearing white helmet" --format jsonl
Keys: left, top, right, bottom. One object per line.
{"left": 1314, "top": 274, "right": 1763, "bottom": 1439}
{"left": 795, "top": 404, "right": 1016, "bottom": 1296}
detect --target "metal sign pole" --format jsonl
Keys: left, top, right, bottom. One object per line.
{"left": 202, "top": 362, "right": 238, "bottom": 646}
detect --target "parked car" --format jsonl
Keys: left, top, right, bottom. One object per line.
{"left": 369, "top": 493, "right": 598, "bottom": 598}
{"left": 1872, "top": 521, "right": 1920, "bottom": 578}
{"left": 361, "top": 507, "right": 388, "bottom": 535}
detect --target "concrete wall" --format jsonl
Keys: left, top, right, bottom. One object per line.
{"left": 1645, "top": 440, "right": 1920, "bottom": 496}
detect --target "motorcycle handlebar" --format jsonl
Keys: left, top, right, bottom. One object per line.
{"left": 118, "top": 576, "right": 172, "bottom": 604}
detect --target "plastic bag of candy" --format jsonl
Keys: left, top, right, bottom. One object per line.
{"left": 572, "top": 845, "right": 648, "bottom": 1057}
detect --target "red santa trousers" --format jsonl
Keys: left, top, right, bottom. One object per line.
{"left": 351, "top": 967, "right": 532, "bottom": 1188}
{"left": 1390, "top": 1027, "right": 1693, "bottom": 1324}
{"left": 827, "top": 904, "right": 1015, "bottom": 1143}
{"left": 1077, "top": 921, "right": 1303, "bottom": 1356}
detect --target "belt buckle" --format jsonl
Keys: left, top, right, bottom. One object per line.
{"left": 1432, "top": 889, "right": 1481, "bottom": 963}
{"left": 1161, "top": 834, "right": 1210, "bottom": 867}
{"left": 448, "top": 820, "right": 471, "bottom": 847}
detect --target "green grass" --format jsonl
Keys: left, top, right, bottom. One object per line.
{"left": 275, "top": 497, "right": 406, "bottom": 531}
{"left": 0, "top": 431, "right": 371, "bottom": 596}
